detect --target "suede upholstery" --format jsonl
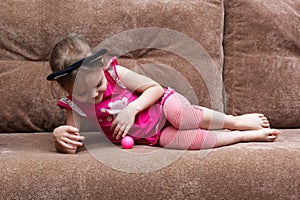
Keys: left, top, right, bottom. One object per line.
{"left": 0, "top": 0, "right": 299, "bottom": 199}
{"left": 1, "top": 130, "right": 299, "bottom": 199}
{"left": 223, "top": 0, "right": 300, "bottom": 128}
{"left": 0, "top": 0, "right": 225, "bottom": 132}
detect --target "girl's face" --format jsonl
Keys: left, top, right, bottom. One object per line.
{"left": 72, "top": 67, "right": 107, "bottom": 104}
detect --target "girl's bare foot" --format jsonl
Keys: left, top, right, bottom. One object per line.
{"left": 213, "top": 128, "right": 279, "bottom": 148}
{"left": 228, "top": 113, "right": 270, "bottom": 130}
{"left": 241, "top": 128, "right": 279, "bottom": 142}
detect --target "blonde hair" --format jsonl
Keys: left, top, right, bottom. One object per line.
{"left": 49, "top": 34, "right": 91, "bottom": 92}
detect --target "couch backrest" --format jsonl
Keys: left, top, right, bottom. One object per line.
{"left": 223, "top": 0, "right": 300, "bottom": 128}
{"left": 1, "top": 0, "right": 299, "bottom": 132}
{"left": 0, "top": 0, "right": 225, "bottom": 132}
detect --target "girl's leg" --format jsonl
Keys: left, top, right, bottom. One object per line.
{"left": 200, "top": 107, "right": 270, "bottom": 130}
{"left": 163, "top": 93, "right": 270, "bottom": 130}
{"left": 162, "top": 93, "right": 203, "bottom": 129}
{"left": 159, "top": 126, "right": 217, "bottom": 150}
{"left": 212, "top": 128, "right": 279, "bottom": 148}
{"left": 159, "top": 126, "right": 279, "bottom": 150}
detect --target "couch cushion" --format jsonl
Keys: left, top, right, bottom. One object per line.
{"left": 223, "top": 0, "right": 300, "bottom": 128}
{"left": 0, "top": 0, "right": 225, "bottom": 132}
{"left": 40, "top": 0, "right": 225, "bottom": 110}
{"left": 0, "top": 1, "right": 44, "bottom": 60}
{"left": 0, "top": 129, "right": 299, "bottom": 199}
{"left": 0, "top": 60, "right": 66, "bottom": 132}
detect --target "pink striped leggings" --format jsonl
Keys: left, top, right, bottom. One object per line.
{"left": 159, "top": 93, "right": 217, "bottom": 150}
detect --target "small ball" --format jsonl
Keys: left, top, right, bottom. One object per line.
{"left": 121, "top": 136, "right": 134, "bottom": 149}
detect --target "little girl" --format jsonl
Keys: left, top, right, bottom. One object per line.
{"left": 47, "top": 34, "right": 279, "bottom": 154}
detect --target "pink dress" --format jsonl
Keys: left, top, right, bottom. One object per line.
{"left": 57, "top": 57, "right": 174, "bottom": 146}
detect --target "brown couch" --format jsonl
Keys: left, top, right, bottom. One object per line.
{"left": 0, "top": 0, "right": 299, "bottom": 199}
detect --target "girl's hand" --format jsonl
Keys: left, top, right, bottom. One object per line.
{"left": 111, "top": 105, "right": 137, "bottom": 140}
{"left": 53, "top": 125, "right": 85, "bottom": 150}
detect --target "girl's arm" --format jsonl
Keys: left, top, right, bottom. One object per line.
{"left": 53, "top": 110, "right": 84, "bottom": 154}
{"left": 111, "top": 65, "right": 164, "bottom": 139}
{"left": 118, "top": 65, "right": 164, "bottom": 111}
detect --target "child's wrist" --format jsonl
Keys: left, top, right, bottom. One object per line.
{"left": 128, "top": 103, "right": 141, "bottom": 115}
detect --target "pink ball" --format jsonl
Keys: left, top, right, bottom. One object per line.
{"left": 121, "top": 136, "right": 134, "bottom": 149}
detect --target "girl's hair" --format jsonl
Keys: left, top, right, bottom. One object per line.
{"left": 49, "top": 34, "right": 91, "bottom": 92}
